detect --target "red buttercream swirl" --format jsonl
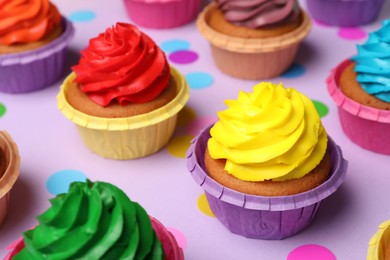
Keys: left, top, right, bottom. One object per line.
{"left": 72, "top": 23, "right": 170, "bottom": 107}
{"left": 0, "top": 0, "right": 61, "bottom": 45}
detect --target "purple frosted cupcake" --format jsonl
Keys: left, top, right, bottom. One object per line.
{"left": 187, "top": 82, "right": 347, "bottom": 239}
{"left": 306, "top": 0, "right": 384, "bottom": 27}
{"left": 0, "top": 0, "right": 74, "bottom": 93}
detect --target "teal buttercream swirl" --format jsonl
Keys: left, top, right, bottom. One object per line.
{"left": 13, "top": 181, "right": 163, "bottom": 260}
{"left": 352, "top": 19, "right": 390, "bottom": 103}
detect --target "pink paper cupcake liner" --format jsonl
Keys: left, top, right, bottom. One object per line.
{"left": 4, "top": 217, "right": 184, "bottom": 260}
{"left": 0, "top": 17, "right": 75, "bottom": 94}
{"left": 306, "top": 0, "right": 384, "bottom": 27}
{"left": 327, "top": 59, "right": 390, "bottom": 155}
{"left": 123, "top": 0, "right": 201, "bottom": 29}
{"left": 187, "top": 125, "right": 347, "bottom": 240}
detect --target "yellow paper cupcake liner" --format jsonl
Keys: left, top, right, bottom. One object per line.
{"left": 368, "top": 220, "right": 390, "bottom": 260}
{"left": 57, "top": 67, "right": 190, "bottom": 159}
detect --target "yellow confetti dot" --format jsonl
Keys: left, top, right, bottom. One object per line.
{"left": 197, "top": 193, "right": 215, "bottom": 217}
{"left": 177, "top": 106, "right": 196, "bottom": 126}
{"left": 167, "top": 135, "right": 194, "bottom": 158}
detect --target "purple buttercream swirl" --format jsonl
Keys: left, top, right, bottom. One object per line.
{"left": 215, "top": 0, "right": 300, "bottom": 29}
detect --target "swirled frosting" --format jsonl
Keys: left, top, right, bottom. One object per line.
{"left": 214, "top": 0, "right": 300, "bottom": 29}
{"left": 208, "top": 82, "right": 328, "bottom": 181}
{"left": 13, "top": 181, "right": 163, "bottom": 260}
{"left": 72, "top": 23, "right": 170, "bottom": 107}
{"left": 352, "top": 19, "right": 390, "bottom": 103}
{"left": 0, "top": 0, "right": 61, "bottom": 45}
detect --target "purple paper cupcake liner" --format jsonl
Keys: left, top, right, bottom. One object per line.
{"left": 0, "top": 17, "right": 75, "bottom": 94}
{"left": 306, "top": 0, "right": 384, "bottom": 27}
{"left": 187, "top": 125, "right": 348, "bottom": 240}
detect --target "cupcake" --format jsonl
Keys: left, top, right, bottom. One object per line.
{"left": 306, "top": 0, "right": 384, "bottom": 27}
{"left": 0, "top": 131, "right": 20, "bottom": 227}
{"left": 187, "top": 82, "right": 347, "bottom": 239}
{"left": 368, "top": 220, "right": 390, "bottom": 260}
{"left": 123, "top": 0, "right": 201, "bottom": 29}
{"left": 327, "top": 20, "right": 390, "bottom": 155}
{"left": 57, "top": 23, "right": 190, "bottom": 160}
{"left": 5, "top": 180, "right": 184, "bottom": 260}
{"left": 196, "top": 0, "right": 311, "bottom": 80}
{"left": 0, "top": 0, "right": 75, "bottom": 93}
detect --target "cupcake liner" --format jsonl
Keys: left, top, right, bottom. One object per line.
{"left": 0, "top": 131, "right": 20, "bottom": 227}
{"left": 123, "top": 0, "right": 201, "bottom": 29}
{"left": 187, "top": 125, "right": 347, "bottom": 240}
{"left": 0, "top": 17, "right": 75, "bottom": 94}
{"left": 4, "top": 217, "right": 184, "bottom": 260}
{"left": 306, "top": 0, "right": 384, "bottom": 27}
{"left": 57, "top": 66, "right": 190, "bottom": 159}
{"left": 367, "top": 220, "right": 390, "bottom": 260}
{"left": 196, "top": 3, "right": 311, "bottom": 80}
{"left": 327, "top": 59, "right": 390, "bottom": 155}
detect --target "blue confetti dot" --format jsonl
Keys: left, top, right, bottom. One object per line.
{"left": 46, "top": 170, "right": 87, "bottom": 195}
{"left": 281, "top": 63, "right": 305, "bottom": 78}
{"left": 185, "top": 72, "right": 214, "bottom": 89}
{"left": 160, "top": 40, "right": 190, "bottom": 54}
{"left": 69, "top": 10, "right": 96, "bottom": 23}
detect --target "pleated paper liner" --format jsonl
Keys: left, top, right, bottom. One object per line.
{"left": 327, "top": 59, "right": 390, "bottom": 155}
{"left": 57, "top": 66, "right": 190, "bottom": 160}
{"left": 0, "top": 131, "right": 20, "bottom": 227}
{"left": 0, "top": 17, "right": 75, "bottom": 93}
{"left": 5, "top": 217, "right": 184, "bottom": 260}
{"left": 196, "top": 3, "right": 311, "bottom": 80}
{"left": 368, "top": 220, "right": 390, "bottom": 260}
{"left": 187, "top": 125, "right": 347, "bottom": 240}
{"left": 307, "top": 0, "right": 384, "bottom": 27}
{"left": 123, "top": 0, "right": 201, "bottom": 29}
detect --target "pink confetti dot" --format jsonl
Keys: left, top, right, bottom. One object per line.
{"left": 337, "top": 27, "right": 367, "bottom": 40}
{"left": 169, "top": 50, "right": 198, "bottom": 64}
{"left": 167, "top": 227, "right": 187, "bottom": 250}
{"left": 287, "top": 244, "right": 336, "bottom": 260}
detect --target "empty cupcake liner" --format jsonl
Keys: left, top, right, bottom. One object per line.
{"left": 196, "top": 3, "right": 311, "bottom": 80}
{"left": 0, "top": 17, "right": 75, "bottom": 94}
{"left": 123, "top": 0, "right": 201, "bottom": 29}
{"left": 0, "top": 131, "right": 20, "bottom": 227}
{"left": 4, "top": 217, "right": 184, "bottom": 260}
{"left": 327, "top": 59, "right": 390, "bottom": 155}
{"left": 367, "top": 220, "right": 390, "bottom": 260}
{"left": 57, "top": 66, "right": 190, "bottom": 160}
{"left": 187, "top": 125, "right": 347, "bottom": 240}
{"left": 306, "top": 0, "right": 384, "bottom": 27}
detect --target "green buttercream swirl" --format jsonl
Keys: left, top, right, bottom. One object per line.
{"left": 14, "top": 181, "right": 163, "bottom": 260}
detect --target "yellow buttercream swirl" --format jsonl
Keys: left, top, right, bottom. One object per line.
{"left": 208, "top": 82, "right": 328, "bottom": 181}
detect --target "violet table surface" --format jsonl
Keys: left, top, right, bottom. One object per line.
{"left": 1, "top": 1, "right": 390, "bottom": 259}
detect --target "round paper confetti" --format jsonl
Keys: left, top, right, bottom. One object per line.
{"left": 186, "top": 116, "right": 217, "bottom": 136}
{"left": 0, "top": 103, "right": 6, "bottom": 117}
{"left": 197, "top": 193, "right": 215, "bottom": 217}
{"left": 185, "top": 72, "right": 214, "bottom": 89}
{"left": 167, "top": 227, "right": 187, "bottom": 250}
{"left": 167, "top": 135, "right": 194, "bottom": 158}
{"left": 281, "top": 63, "right": 305, "bottom": 78}
{"left": 287, "top": 244, "right": 336, "bottom": 260}
{"left": 169, "top": 50, "right": 198, "bottom": 64}
{"left": 313, "top": 100, "right": 329, "bottom": 118}
{"left": 160, "top": 39, "right": 190, "bottom": 54}
{"left": 177, "top": 106, "right": 196, "bottom": 127}
{"left": 47, "top": 170, "right": 87, "bottom": 195}
{"left": 337, "top": 27, "right": 367, "bottom": 40}
{"left": 69, "top": 10, "right": 96, "bottom": 23}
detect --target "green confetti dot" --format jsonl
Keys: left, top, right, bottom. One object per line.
{"left": 0, "top": 103, "right": 6, "bottom": 117}
{"left": 313, "top": 100, "right": 329, "bottom": 118}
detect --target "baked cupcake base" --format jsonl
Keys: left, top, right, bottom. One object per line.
{"left": 327, "top": 59, "right": 390, "bottom": 155}
{"left": 4, "top": 216, "right": 184, "bottom": 260}
{"left": 0, "top": 17, "right": 75, "bottom": 94}
{"left": 187, "top": 125, "right": 347, "bottom": 240}
{"left": 57, "top": 66, "right": 190, "bottom": 160}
